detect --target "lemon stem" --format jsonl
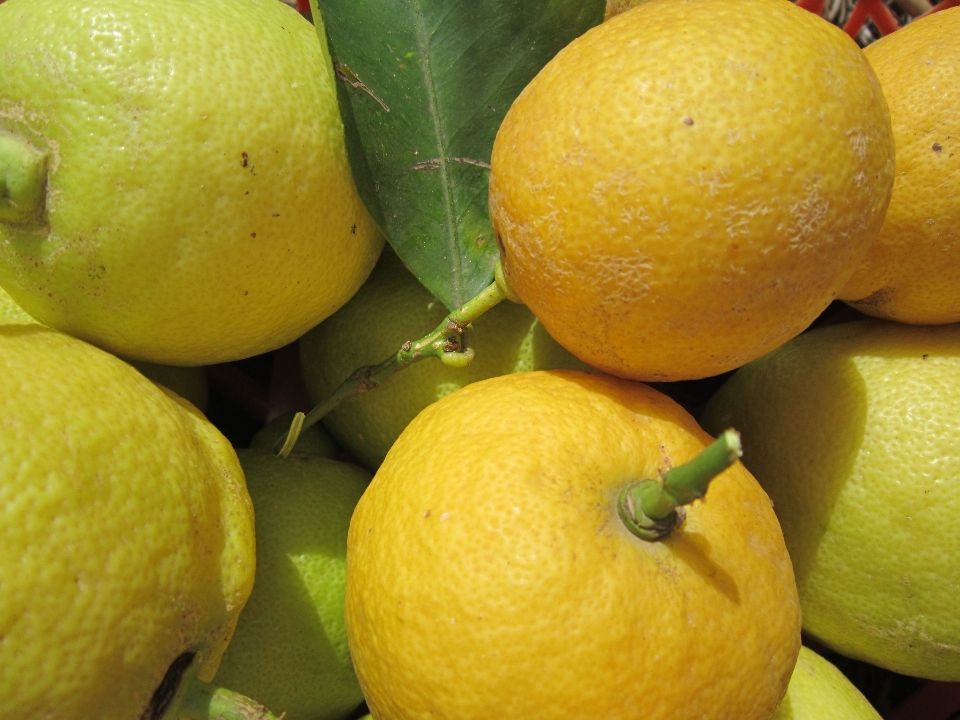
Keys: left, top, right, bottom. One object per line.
{"left": 618, "top": 429, "right": 742, "bottom": 541}
{"left": 0, "top": 129, "right": 47, "bottom": 225}
{"left": 175, "top": 678, "right": 282, "bottom": 720}
{"left": 274, "top": 260, "right": 517, "bottom": 457}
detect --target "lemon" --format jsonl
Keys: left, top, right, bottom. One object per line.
{"left": 773, "top": 646, "right": 882, "bottom": 720}
{"left": 300, "top": 247, "right": 587, "bottom": 470}
{"left": 489, "top": 0, "right": 894, "bottom": 381}
{"left": 0, "top": 281, "right": 33, "bottom": 325}
{"left": 346, "top": 370, "right": 801, "bottom": 719}
{"left": 701, "top": 319, "right": 960, "bottom": 680}
{"left": 0, "top": 320, "right": 256, "bottom": 717}
{"left": 0, "top": 0, "right": 382, "bottom": 365}
{"left": 1, "top": 283, "right": 211, "bottom": 410}
{"left": 838, "top": 8, "right": 960, "bottom": 323}
{"left": 214, "top": 450, "right": 370, "bottom": 720}
{"left": 130, "top": 361, "right": 209, "bottom": 413}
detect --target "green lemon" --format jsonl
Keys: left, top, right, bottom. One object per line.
{"left": 773, "top": 646, "right": 881, "bottom": 720}
{"left": 249, "top": 411, "right": 339, "bottom": 459}
{"left": 300, "top": 247, "right": 588, "bottom": 469}
{"left": 0, "top": 316, "right": 256, "bottom": 718}
{"left": 213, "top": 449, "right": 371, "bottom": 720}
{"left": 0, "top": 0, "right": 382, "bottom": 366}
{"left": 701, "top": 319, "right": 960, "bottom": 680}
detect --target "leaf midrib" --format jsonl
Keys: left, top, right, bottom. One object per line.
{"left": 412, "top": 0, "right": 464, "bottom": 307}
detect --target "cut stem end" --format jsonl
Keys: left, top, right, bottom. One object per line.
{"left": 618, "top": 429, "right": 742, "bottom": 542}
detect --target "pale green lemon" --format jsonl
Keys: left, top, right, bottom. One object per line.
{"left": 300, "top": 247, "right": 587, "bottom": 470}
{"left": 773, "top": 646, "right": 881, "bottom": 720}
{"left": 702, "top": 320, "right": 960, "bottom": 680}
{"left": 0, "top": 0, "right": 382, "bottom": 365}
{"left": 0, "top": 320, "right": 255, "bottom": 718}
{"left": 214, "top": 449, "right": 370, "bottom": 720}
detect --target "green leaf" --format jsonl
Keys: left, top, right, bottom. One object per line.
{"left": 311, "top": 0, "right": 604, "bottom": 310}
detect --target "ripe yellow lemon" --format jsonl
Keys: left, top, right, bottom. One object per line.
{"left": 773, "top": 646, "right": 881, "bottom": 720}
{"left": 701, "top": 319, "right": 960, "bottom": 680}
{"left": 838, "top": 8, "right": 960, "bottom": 323}
{"left": 300, "top": 247, "right": 587, "bottom": 470}
{"left": 0, "top": 320, "right": 256, "bottom": 717}
{"left": 489, "top": 0, "right": 894, "bottom": 381}
{"left": 0, "top": 0, "right": 382, "bottom": 365}
{"left": 346, "top": 370, "right": 801, "bottom": 719}
{"left": 0, "top": 283, "right": 211, "bottom": 410}
{"left": 214, "top": 450, "right": 370, "bottom": 720}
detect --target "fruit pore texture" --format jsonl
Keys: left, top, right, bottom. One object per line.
{"left": 839, "top": 8, "right": 960, "bottom": 323}
{"left": 489, "top": 0, "right": 894, "bottom": 381}
{"left": 0, "top": 325, "right": 255, "bottom": 719}
{"left": 702, "top": 320, "right": 960, "bottom": 680}
{"left": 0, "top": 0, "right": 382, "bottom": 365}
{"left": 345, "top": 370, "right": 801, "bottom": 720}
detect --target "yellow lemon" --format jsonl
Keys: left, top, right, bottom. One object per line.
{"left": 0, "top": 321, "right": 256, "bottom": 718}
{"left": 702, "top": 319, "right": 960, "bottom": 680}
{"left": 300, "top": 247, "right": 587, "bottom": 470}
{"left": 489, "top": 0, "right": 894, "bottom": 381}
{"left": 346, "top": 370, "right": 801, "bottom": 719}
{"left": 0, "top": 0, "right": 382, "bottom": 365}
{"left": 839, "top": 8, "right": 960, "bottom": 323}
{"left": 0, "top": 283, "right": 210, "bottom": 410}
{"left": 773, "top": 646, "right": 882, "bottom": 720}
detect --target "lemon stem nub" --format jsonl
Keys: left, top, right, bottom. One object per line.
{"left": 274, "top": 264, "right": 513, "bottom": 457}
{"left": 618, "top": 429, "right": 742, "bottom": 541}
{"left": 0, "top": 129, "right": 47, "bottom": 225}
{"left": 176, "top": 679, "right": 282, "bottom": 720}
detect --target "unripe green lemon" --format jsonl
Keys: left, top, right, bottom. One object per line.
{"left": 214, "top": 450, "right": 370, "bottom": 720}
{"left": 0, "top": 0, "right": 382, "bottom": 365}
{"left": 702, "top": 320, "right": 960, "bottom": 680}
{"left": 300, "top": 247, "right": 587, "bottom": 470}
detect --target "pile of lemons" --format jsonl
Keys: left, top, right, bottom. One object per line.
{"left": 0, "top": 0, "right": 957, "bottom": 719}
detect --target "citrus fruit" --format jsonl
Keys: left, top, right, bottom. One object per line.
{"left": 0, "top": 0, "right": 383, "bottom": 366}
{"left": 0, "top": 282, "right": 211, "bottom": 411}
{"left": 0, "top": 319, "right": 256, "bottom": 718}
{"left": 701, "top": 319, "right": 960, "bottom": 680}
{"left": 249, "top": 411, "right": 340, "bottom": 459}
{"left": 130, "top": 360, "right": 209, "bottom": 413}
{"left": 488, "top": 0, "right": 895, "bottom": 381}
{"left": 838, "top": 8, "right": 960, "bottom": 324}
{"left": 773, "top": 646, "right": 881, "bottom": 720}
{"left": 345, "top": 370, "right": 801, "bottom": 719}
{"left": 214, "top": 449, "right": 370, "bottom": 720}
{"left": 0, "top": 281, "right": 33, "bottom": 325}
{"left": 300, "top": 247, "right": 587, "bottom": 470}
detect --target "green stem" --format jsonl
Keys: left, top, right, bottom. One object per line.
{"left": 176, "top": 679, "right": 282, "bottom": 720}
{"left": 274, "top": 263, "right": 512, "bottom": 457}
{"left": 618, "top": 429, "right": 742, "bottom": 541}
{"left": 0, "top": 129, "right": 47, "bottom": 224}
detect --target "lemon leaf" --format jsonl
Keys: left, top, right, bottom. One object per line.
{"left": 310, "top": 0, "right": 604, "bottom": 310}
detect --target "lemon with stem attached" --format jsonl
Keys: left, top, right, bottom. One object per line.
{"left": 346, "top": 370, "right": 801, "bottom": 719}
{"left": 0, "top": 0, "right": 382, "bottom": 365}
